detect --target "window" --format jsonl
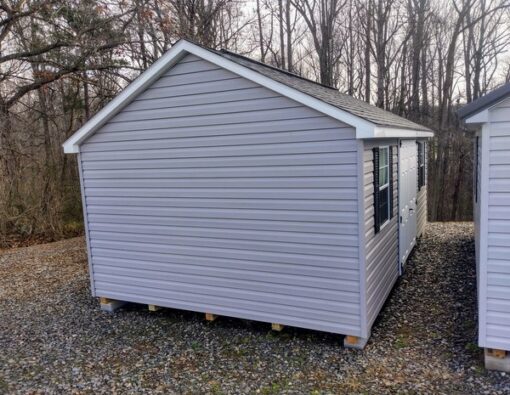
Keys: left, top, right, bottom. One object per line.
{"left": 373, "top": 146, "right": 392, "bottom": 233}
{"left": 417, "top": 141, "right": 426, "bottom": 190}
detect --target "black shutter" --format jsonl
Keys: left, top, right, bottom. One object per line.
{"left": 373, "top": 148, "right": 380, "bottom": 234}
{"left": 423, "top": 141, "right": 427, "bottom": 188}
{"left": 417, "top": 142, "right": 423, "bottom": 189}
{"left": 389, "top": 146, "right": 394, "bottom": 218}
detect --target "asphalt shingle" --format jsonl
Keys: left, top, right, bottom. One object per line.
{"left": 214, "top": 49, "right": 431, "bottom": 132}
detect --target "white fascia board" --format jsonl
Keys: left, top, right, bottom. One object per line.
{"left": 361, "top": 126, "right": 434, "bottom": 139}
{"left": 63, "top": 40, "right": 379, "bottom": 153}
{"left": 464, "top": 109, "right": 489, "bottom": 125}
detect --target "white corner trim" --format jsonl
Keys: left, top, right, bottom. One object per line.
{"left": 63, "top": 39, "right": 428, "bottom": 152}
{"left": 478, "top": 122, "right": 490, "bottom": 347}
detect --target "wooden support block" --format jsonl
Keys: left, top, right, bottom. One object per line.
{"left": 98, "top": 297, "right": 126, "bottom": 313}
{"left": 148, "top": 304, "right": 161, "bottom": 312}
{"left": 205, "top": 313, "right": 217, "bottom": 322}
{"left": 99, "top": 297, "right": 112, "bottom": 305}
{"left": 487, "top": 348, "right": 507, "bottom": 359}
{"left": 272, "top": 323, "right": 284, "bottom": 332}
{"left": 343, "top": 335, "right": 368, "bottom": 349}
{"left": 485, "top": 348, "right": 510, "bottom": 372}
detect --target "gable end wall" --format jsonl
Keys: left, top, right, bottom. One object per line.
{"left": 78, "top": 54, "right": 363, "bottom": 336}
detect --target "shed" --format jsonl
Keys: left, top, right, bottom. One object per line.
{"left": 459, "top": 83, "right": 510, "bottom": 370}
{"left": 63, "top": 39, "right": 433, "bottom": 348}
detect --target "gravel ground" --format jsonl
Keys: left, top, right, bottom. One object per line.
{"left": 1, "top": 222, "right": 509, "bottom": 394}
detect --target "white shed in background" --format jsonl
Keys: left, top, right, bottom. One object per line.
{"left": 63, "top": 39, "right": 432, "bottom": 348}
{"left": 459, "top": 83, "right": 510, "bottom": 371}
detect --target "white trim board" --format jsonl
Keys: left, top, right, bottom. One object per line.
{"left": 63, "top": 39, "right": 432, "bottom": 153}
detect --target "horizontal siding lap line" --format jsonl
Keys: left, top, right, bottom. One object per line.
{"left": 89, "top": 224, "right": 357, "bottom": 247}
{"left": 156, "top": 63, "right": 222, "bottom": 77}
{"left": 80, "top": 146, "right": 358, "bottom": 162}
{"left": 367, "top": 268, "right": 398, "bottom": 323}
{"left": 81, "top": 140, "right": 358, "bottom": 155}
{"left": 82, "top": 132, "right": 356, "bottom": 153}
{"left": 94, "top": 280, "right": 360, "bottom": 325}
{"left": 91, "top": 116, "right": 343, "bottom": 139}
{"left": 84, "top": 207, "right": 359, "bottom": 225}
{"left": 82, "top": 174, "right": 357, "bottom": 180}
{"left": 108, "top": 102, "right": 304, "bottom": 124}
{"left": 89, "top": 242, "right": 358, "bottom": 267}
{"left": 87, "top": 217, "right": 359, "bottom": 237}
{"left": 124, "top": 90, "right": 282, "bottom": 112}
{"left": 139, "top": 79, "right": 258, "bottom": 101}
{"left": 87, "top": 224, "right": 358, "bottom": 246}
{"left": 93, "top": 255, "right": 359, "bottom": 282}
{"left": 81, "top": 153, "right": 358, "bottom": 166}
{"left": 366, "top": 252, "right": 398, "bottom": 322}
{"left": 366, "top": 249, "right": 398, "bottom": 297}
{"left": 158, "top": 62, "right": 221, "bottom": 75}
{"left": 82, "top": 159, "right": 358, "bottom": 169}
{"left": 366, "top": 237, "right": 398, "bottom": 284}
{"left": 96, "top": 289, "right": 361, "bottom": 334}
{"left": 91, "top": 247, "right": 359, "bottom": 270}
{"left": 365, "top": 221, "right": 398, "bottom": 262}
{"left": 92, "top": 267, "right": 359, "bottom": 305}
{"left": 89, "top": 232, "right": 358, "bottom": 258}
{"left": 149, "top": 71, "right": 242, "bottom": 90}
{"left": 83, "top": 188, "right": 358, "bottom": 200}
{"left": 85, "top": 197, "right": 358, "bottom": 209}
{"left": 133, "top": 84, "right": 263, "bottom": 103}
{"left": 100, "top": 107, "right": 324, "bottom": 133}
{"left": 99, "top": 115, "right": 341, "bottom": 135}
{"left": 93, "top": 280, "right": 358, "bottom": 320}
{"left": 147, "top": 75, "right": 241, "bottom": 90}
{"left": 87, "top": 127, "right": 355, "bottom": 145}
{"left": 114, "top": 96, "right": 297, "bottom": 122}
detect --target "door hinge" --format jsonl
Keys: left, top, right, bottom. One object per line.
{"left": 400, "top": 216, "right": 403, "bottom": 223}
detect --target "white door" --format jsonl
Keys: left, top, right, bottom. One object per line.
{"left": 399, "top": 140, "right": 418, "bottom": 271}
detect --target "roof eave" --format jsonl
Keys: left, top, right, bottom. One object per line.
{"left": 359, "top": 126, "right": 434, "bottom": 139}
{"left": 63, "top": 40, "right": 430, "bottom": 152}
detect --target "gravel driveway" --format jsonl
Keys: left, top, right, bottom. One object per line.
{"left": 1, "top": 222, "right": 509, "bottom": 394}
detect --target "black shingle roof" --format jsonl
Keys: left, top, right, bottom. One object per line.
{"left": 458, "top": 82, "right": 510, "bottom": 120}
{"left": 207, "top": 48, "right": 431, "bottom": 132}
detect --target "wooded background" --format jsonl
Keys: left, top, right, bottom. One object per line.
{"left": 1, "top": 0, "right": 509, "bottom": 246}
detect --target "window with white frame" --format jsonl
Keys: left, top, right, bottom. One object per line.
{"left": 417, "top": 141, "right": 426, "bottom": 190}
{"left": 373, "top": 146, "right": 392, "bottom": 233}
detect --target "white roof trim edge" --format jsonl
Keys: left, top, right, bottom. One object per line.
{"left": 63, "top": 40, "right": 428, "bottom": 153}
{"left": 368, "top": 127, "right": 434, "bottom": 139}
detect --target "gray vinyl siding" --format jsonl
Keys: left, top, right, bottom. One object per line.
{"left": 363, "top": 140, "right": 399, "bottom": 328}
{"left": 79, "top": 54, "right": 362, "bottom": 336}
{"left": 417, "top": 141, "right": 427, "bottom": 237}
{"left": 484, "top": 97, "right": 510, "bottom": 349}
